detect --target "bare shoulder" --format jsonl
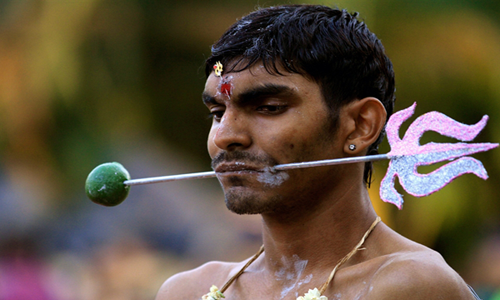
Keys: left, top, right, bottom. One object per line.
{"left": 155, "top": 260, "right": 237, "bottom": 300}
{"left": 367, "top": 232, "right": 475, "bottom": 300}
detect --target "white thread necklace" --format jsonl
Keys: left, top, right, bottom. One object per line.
{"left": 202, "top": 216, "right": 381, "bottom": 300}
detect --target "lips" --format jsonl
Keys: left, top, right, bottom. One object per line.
{"left": 214, "top": 163, "right": 265, "bottom": 174}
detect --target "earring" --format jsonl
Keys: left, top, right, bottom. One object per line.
{"left": 349, "top": 144, "right": 356, "bottom": 151}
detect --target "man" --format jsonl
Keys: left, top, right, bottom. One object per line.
{"left": 156, "top": 5, "right": 479, "bottom": 300}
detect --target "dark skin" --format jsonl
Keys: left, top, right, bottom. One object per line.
{"left": 156, "top": 63, "right": 475, "bottom": 299}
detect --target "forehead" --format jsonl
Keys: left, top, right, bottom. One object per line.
{"left": 204, "top": 63, "right": 320, "bottom": 100}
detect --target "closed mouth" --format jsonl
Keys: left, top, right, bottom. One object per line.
{"left": 214, "top": 163, "right": 268, "bottom": 174}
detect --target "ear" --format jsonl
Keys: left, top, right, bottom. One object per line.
{"left": 341, "top": 97, "right": 387, "bottom": 155}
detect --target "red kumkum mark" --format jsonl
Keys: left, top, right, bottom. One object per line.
{"left": 220, "top": 80, "right": 232, "bottom": 96}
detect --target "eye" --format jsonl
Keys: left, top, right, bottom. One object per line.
{"left": 256, "top": 105, "right": 288, "bottom": 114}
{"left": 208, "top": 109, "right": 225, "bottom": 121}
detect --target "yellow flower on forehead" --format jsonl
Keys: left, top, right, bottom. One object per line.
{"left": 213, "top": 61, "right": 223, "bottom": 77}
{"left": 297, "top": 288, "right": 328, "bottom": 300}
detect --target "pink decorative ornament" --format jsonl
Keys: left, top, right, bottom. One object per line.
{"left": 380, "top": 102, "right": 498, "bottom": 209}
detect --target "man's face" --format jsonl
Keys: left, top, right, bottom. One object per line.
{"left": 203, "top": 63, "right": 346, "bottom": 215}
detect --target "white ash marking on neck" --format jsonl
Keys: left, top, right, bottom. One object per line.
{"left": 273, "top": 254, "right": 312, "bottom": 299}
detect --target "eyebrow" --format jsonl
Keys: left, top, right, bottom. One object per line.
{"left": 202, "top": 83, "right": 296, "bottom": 106}
{"left": 238, "top": 83, "right": 296, "bottom": 105}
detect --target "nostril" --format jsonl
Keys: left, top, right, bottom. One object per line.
{"left": 227, "top": 142, "right": 243, "bottom": 150}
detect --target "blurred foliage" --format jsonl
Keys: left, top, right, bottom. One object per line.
{"left": 0, "top": 0, "right": 500, "bottom": 297}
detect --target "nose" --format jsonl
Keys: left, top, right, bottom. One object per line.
{"left": 212, "top": 110, "right": 252, "bottom": 151}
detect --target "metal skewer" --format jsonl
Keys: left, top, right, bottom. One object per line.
{"left": 123, "top": 154, "right": 390, "bottom": 186}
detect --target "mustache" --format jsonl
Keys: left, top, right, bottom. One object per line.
{"left": 211, "top": 151, "right": 279, "bottom": 170}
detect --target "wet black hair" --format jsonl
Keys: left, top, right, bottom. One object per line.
{"left": 205, "top": 5, "right": 396, "bottom": 185}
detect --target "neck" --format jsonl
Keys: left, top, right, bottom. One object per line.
{"left": 259, "top": 181, "right": 377, "bottom": 275}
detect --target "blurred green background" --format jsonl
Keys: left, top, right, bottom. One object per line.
{"left": 0, "top": 0, "right": 499, "bottom": 299}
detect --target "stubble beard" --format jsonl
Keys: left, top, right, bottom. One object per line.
{"left": 212, "top": 151, "right": 285, "bottom": 215}
{"left": 224, "top": 188, "right": 283, "bottom": 215}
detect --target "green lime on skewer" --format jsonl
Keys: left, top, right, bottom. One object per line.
{"left": 85, "top": 162, "right": 131, "bottom": 206}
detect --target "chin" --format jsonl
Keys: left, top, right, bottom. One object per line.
{"left": 224, "top": 188, "right": 282, "bottom": 215}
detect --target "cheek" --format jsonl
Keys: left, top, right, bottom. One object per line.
{"left": 273, "top": 122, "right": 332, "bottom": 161}
{"left": 260, "top": 130, "right": 302, "bottom": 161}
